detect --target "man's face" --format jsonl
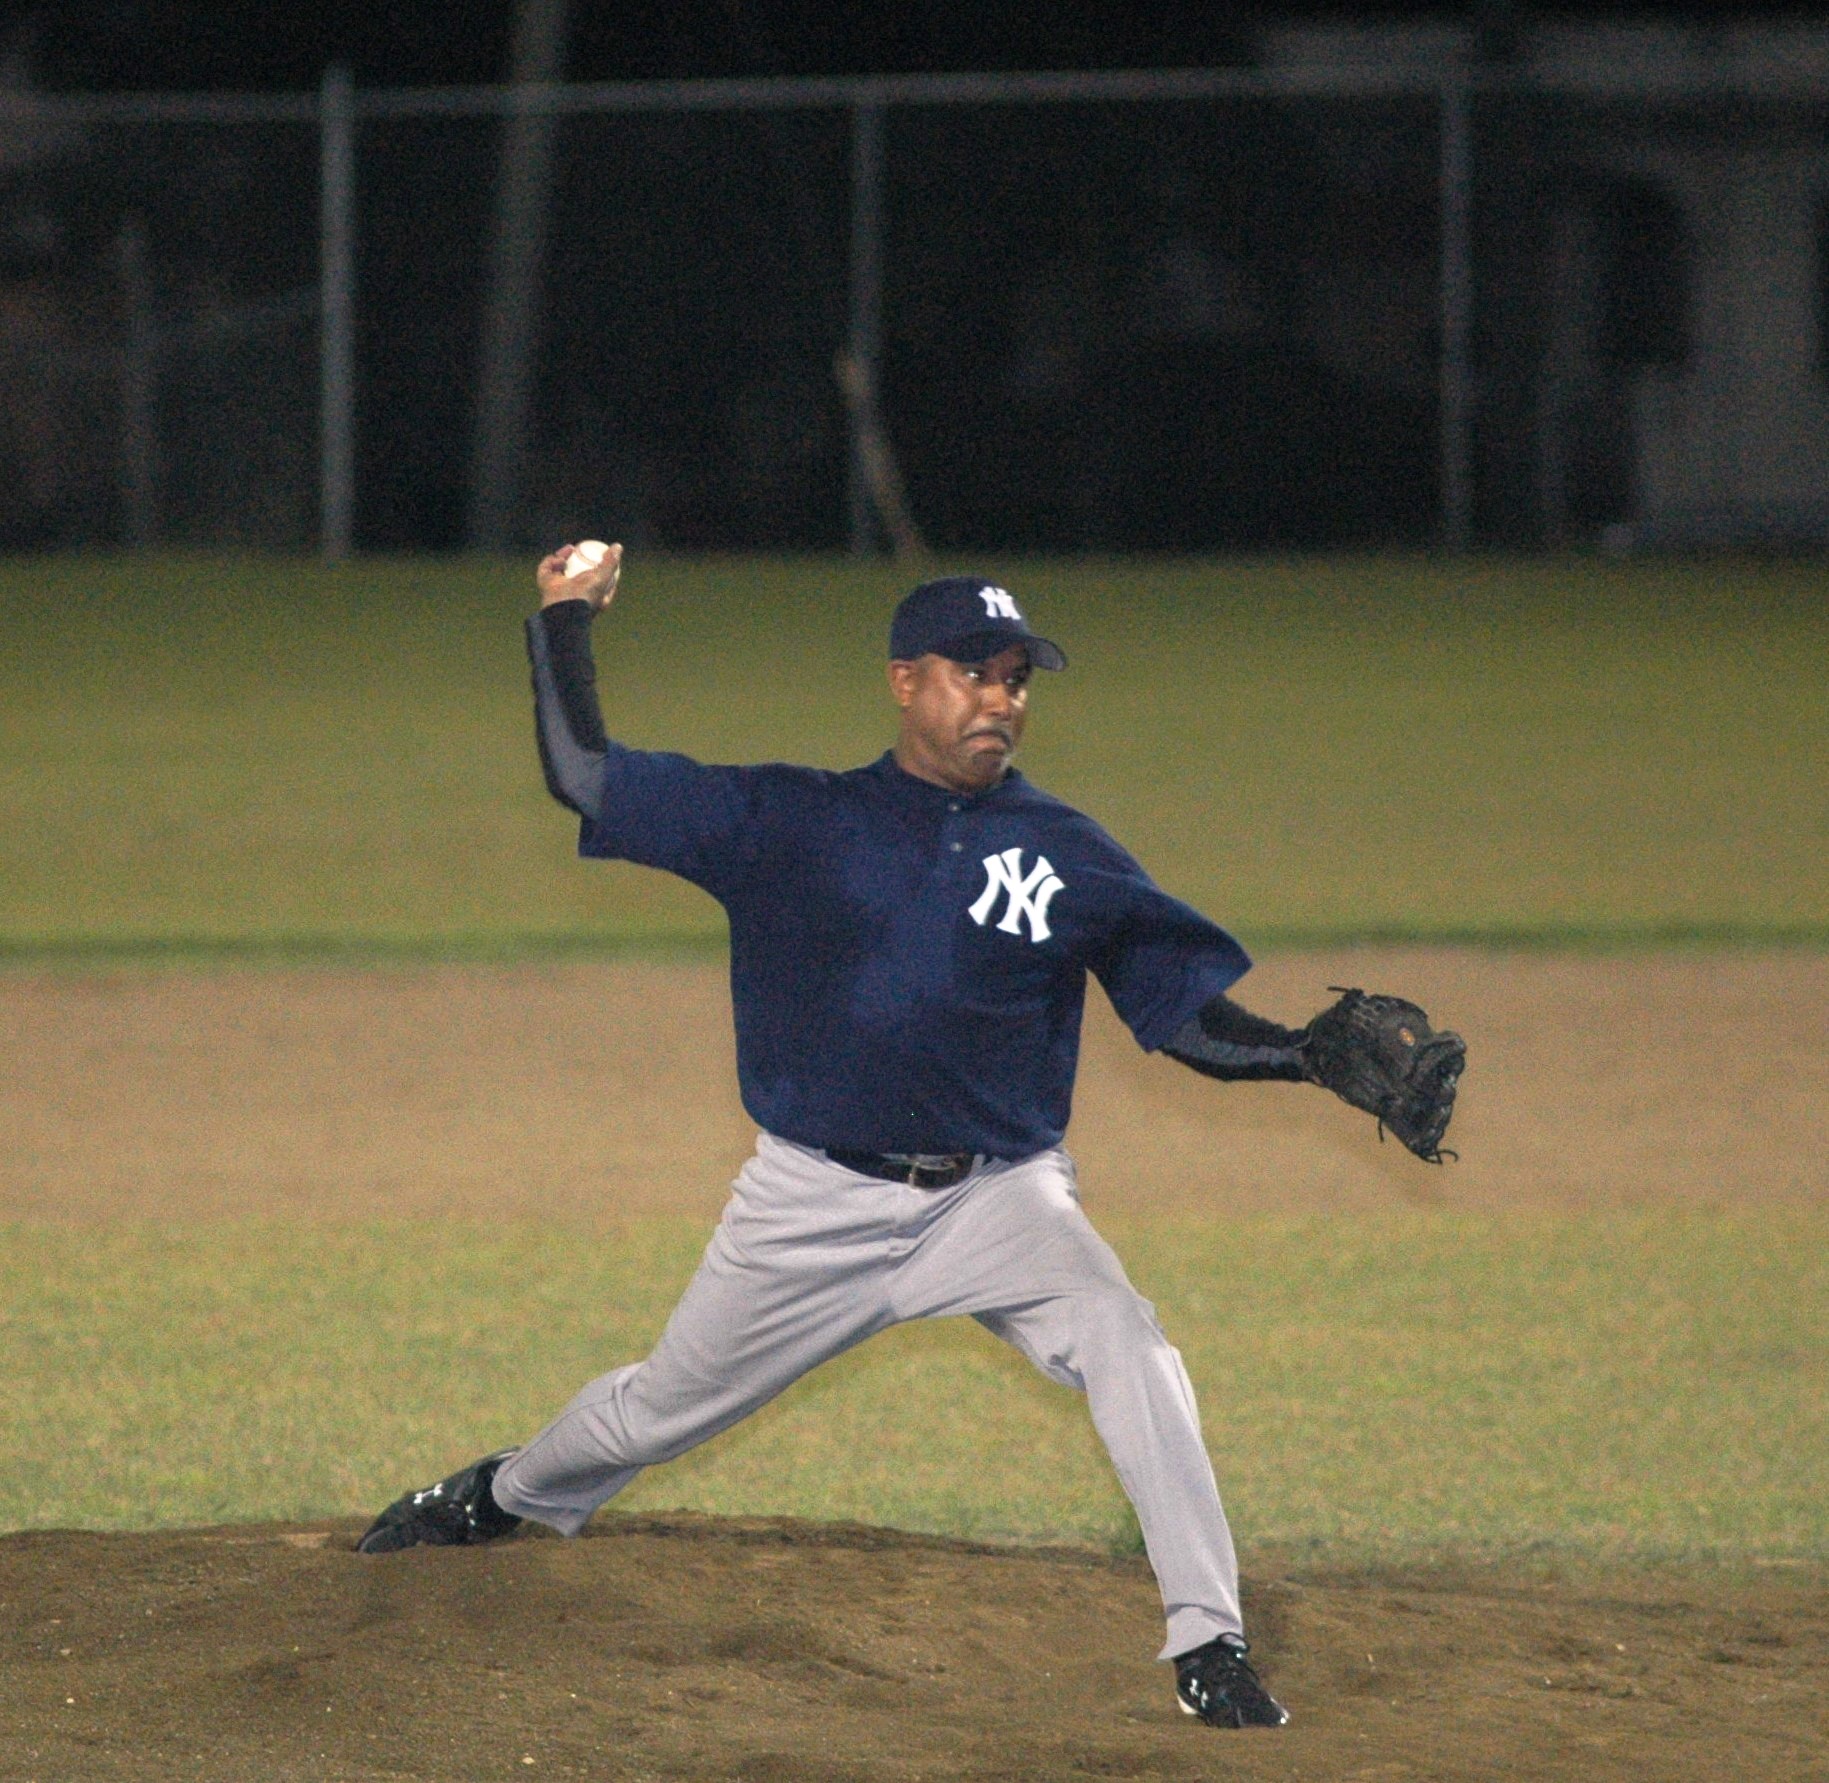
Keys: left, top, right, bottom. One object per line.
{"left": 888, "top": 644, "right": 1033, "bottom": 794}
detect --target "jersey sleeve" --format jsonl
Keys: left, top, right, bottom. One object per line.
{"left": 1080, "top": 836, "right": 1252, "bottom": 1053}
{"left": 577, "top": 747, "right": 764, "bottom": 895}
{"left": 525, "top": 605, "right": 762, "bottom": 897}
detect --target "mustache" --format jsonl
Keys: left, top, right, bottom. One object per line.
{"left": 965, "top": 723, "right": 1014, "bottom": 745}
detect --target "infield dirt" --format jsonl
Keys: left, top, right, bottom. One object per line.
{"left": 3, "top": 949, "right": 1826, "bottom": 1781}
{"left": 5, "top": 1513, "right": 1824, "bottom": 1783}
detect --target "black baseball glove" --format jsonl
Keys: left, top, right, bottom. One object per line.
{"left": 1299, "top": 988, "right": 1466, "bottom": 1163}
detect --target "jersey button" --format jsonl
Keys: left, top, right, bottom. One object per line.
{"left": 950, "top": 841, "right": 963, "bottom": 852}
{"left": 947, "top": 801, "right": 961, "bottom": 813}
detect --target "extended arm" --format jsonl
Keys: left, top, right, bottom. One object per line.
{"left": 521, "top": 541, "right": 762, "bottom": 892}
{"left": 1161, "top": 993, "right": 1308, "bottom": 1082}
{"left": 1167, "top": 984, "right": 1467, "bottom": 1164}
{"left": 526, "top": 542, "right": 623, "bottom": 817}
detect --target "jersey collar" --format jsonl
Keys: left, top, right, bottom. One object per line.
{"left": 866, "top": 749, "right": 1025, "bottom": 807}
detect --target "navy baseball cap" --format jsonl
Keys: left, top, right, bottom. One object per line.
{"left": 888, "top": 577, "right": 1067, "bottom": 671}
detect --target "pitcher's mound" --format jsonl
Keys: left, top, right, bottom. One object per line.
{"left": 4, "top": 1513, "right": 1822, "bottom": 1781}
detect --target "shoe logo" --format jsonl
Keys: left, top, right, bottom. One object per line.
{"left": 977, "top": 585, "right": 1021, "bottom": 621}
{"left": 968, "top": 847, "right": 1064, "bottom": 943}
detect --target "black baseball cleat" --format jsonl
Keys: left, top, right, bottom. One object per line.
{"left": 1174, "top": 1632, "right": 1290, "bottom": 1728}
{"left": 356, "top": 1450, "right": 523, "bottom": 1554}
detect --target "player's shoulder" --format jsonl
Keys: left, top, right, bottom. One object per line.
{"left": 712, "top": 754, "right": 934, "bottom": 815}
{"left": 994, "top": 772, "right": 1080, "bottom": 819}
{"left": 730, "top": 759, "right": 848, "bottom": 805}
{"left": 996, "top": 772, "right": 1115, "bottom": 834}
{"left": 989, "top": 773, "right": 1142, "bottom": 866}
{"left": 740, "top": 759, "right": 838, "bottom": 786}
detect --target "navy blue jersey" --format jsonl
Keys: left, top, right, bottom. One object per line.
{"left": 575, "top": 741, "right": 1249, "bottom": 1158}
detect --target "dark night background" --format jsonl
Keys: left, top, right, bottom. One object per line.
{"left": 0, "top": 4, "right": 1818, "bottom": 554}
{"left": 5, "top": 3, "right": 1809, "bottom": 94}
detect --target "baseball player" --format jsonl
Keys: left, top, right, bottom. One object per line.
{"left": 358, "top": 545, "right": 1462, "bottom": 1732}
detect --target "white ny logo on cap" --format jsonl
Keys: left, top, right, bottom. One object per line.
{"left": 969, "top": 847, "right": 1064, "bottom": 944}
{"left": 977, "top": 586, "right": 1021, "bottom": 621}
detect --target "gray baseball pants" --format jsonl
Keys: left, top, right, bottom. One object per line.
{"left": 491, "top": 1132, "right": 1241, "bottom": 1659}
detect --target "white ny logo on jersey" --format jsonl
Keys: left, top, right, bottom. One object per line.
{"left": 969, "top": 847, "right": 1065, "bottom": 943}
{"left": 977, "top": 585, "right": 1021, "bottom": 621}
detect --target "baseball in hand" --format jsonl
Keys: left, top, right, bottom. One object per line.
{"left": 565, "top": 539, "right": 610, "bottom": 579}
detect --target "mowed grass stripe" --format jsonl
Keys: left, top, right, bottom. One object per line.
{"left": 3, "top": 1211, "right": 1821, "bottom": 1562}
{"left": 2, "top": 552, "right": 1825, "bottom": 953}
{"left": 4, "top": 919, "right": 1829, "bottom": 968}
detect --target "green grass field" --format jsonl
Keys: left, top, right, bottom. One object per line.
{"left": 2, "top": 551, "right": 1826, "bottom": 955}
{"left": 3, "top": 552, "right": 1825, "bottom": 1562}
{"left": 2, "top": 1212, "right": 1822, "bottom": 1562}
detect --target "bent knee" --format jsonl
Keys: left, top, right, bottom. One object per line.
{"left": 1083, "top": 1282, "right": 1168, "bottom": 1345}
{"left": 1031, "top": 1285, "right": 1172, "bottom": 1386}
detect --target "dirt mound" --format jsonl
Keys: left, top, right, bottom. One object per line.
{"left": 4, "top": 1516, "right": 1823, "bottom": 1781}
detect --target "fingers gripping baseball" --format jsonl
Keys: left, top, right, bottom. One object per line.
{"left": 1299, "top": 988, "right": 1466, "bottom": 1163}
{"left": 539, "top": 539, "right": 622, "bottom": 612}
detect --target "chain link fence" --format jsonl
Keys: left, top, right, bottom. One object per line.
{"left": 1, "top": 108, "right": 320, "bottom": 548}
{"left": 4, "top": 62, "right": 1827, "bottom": 554}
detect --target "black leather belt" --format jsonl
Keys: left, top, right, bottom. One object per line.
{"left": 825, "top": 1148, "right": 979, "bottom": 1189}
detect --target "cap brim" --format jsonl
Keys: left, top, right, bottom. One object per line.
{"left": 936, "top": 629, "right": 1067, "bottom": 671}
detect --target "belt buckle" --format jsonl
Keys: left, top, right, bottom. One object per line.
{"left": 902, "top": 1152, "right": 971, "bottom": 1189}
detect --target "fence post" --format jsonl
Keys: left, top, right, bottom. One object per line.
{"left": 1439, "top": 73, "right": 1474, "bottom": 554}
{"left": 469, "top": 0, "right": 571, "bottom": 553}
{"left": 320, "top": 64, "right": 356, "bottom": 561}
{"left": 847, "top": 99, "right": 885, "bottom": 557}
{"left": 116, "top": 215, "right": 157, "bottom": 547}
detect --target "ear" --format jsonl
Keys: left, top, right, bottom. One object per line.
{"left": 887, "top": 659, "right": 916, "bottom": 709}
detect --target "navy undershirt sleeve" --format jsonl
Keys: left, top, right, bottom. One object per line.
{"left": 1162, "top": 992, "right": 1309, "bottom": 1083}
{"left": 526, "top": 600, "right": 609, "bottom": 817}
